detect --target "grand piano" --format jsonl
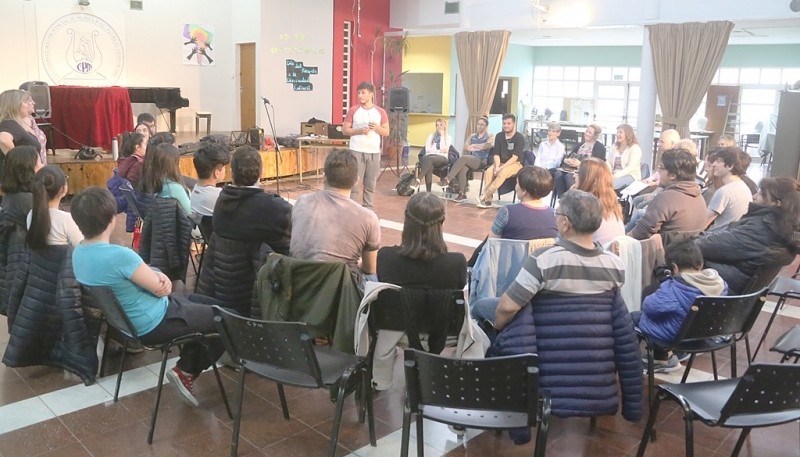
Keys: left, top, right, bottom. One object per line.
{"left": 127, "top": 87, "right": 190, "bottom": 133}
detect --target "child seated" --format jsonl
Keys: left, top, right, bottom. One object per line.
{"left": 634, "top": 240, "right": 727, "bottom": 372}
{"left": 71, "top": 186, "right": 224, "bottom": 407}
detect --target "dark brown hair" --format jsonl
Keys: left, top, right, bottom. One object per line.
{"left": 399, "top": 192, "right": 448, "bottom": 261}
{"left": 26, "top": 166, "right": 67, "bottom": 250}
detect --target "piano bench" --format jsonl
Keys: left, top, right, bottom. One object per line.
{"left": 195, "top": 111, "right": 212, "bottom": 136}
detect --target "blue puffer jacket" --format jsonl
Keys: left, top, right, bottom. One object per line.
{"left": 638, "top": 277, "right": 728, "bottom": 344}
{"left": 488, "top": 290, "right": 643, "bottom": 421}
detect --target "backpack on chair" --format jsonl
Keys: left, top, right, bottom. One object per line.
{"left": 396, "top": 172, "right": 416, "bottom": 197}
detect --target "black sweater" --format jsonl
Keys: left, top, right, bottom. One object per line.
{"left": 212, "top": 185, "right": 292, "bottom": 255}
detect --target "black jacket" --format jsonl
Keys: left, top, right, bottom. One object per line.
{"left": 695, "top": 203, "right": 799, "bottom": 294}
{"left": 568, "top": 141, "right": 607, "bottom": 162}
{"left": 196, "top": 233, "right": 272, "bottom": 318}
{"left": 0, "top": 220, "right": 28, "bottom": 317}
{"left": 212, "top": 185, "right": 292, "bottom": 255}
{"left": 3, "top": 245, "right": 100, "bottom": 385}
{"left": 139, "top": 197, "right": 193, "bottom": 282}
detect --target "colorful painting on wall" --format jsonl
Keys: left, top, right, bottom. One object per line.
{"left": 182, "top": 24, "right": 215, "bottom": 66}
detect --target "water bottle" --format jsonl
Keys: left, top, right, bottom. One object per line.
{"left": 111, "top": 138, "right": 119, "bottom": 160}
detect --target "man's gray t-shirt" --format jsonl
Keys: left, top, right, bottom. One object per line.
{"left": 707, "top": 179, "right": 752, "bottom": 232}
{"left": 290, "top": 189, "right": 380, "bottom": 269}
{"left": 191, "top": 184, "right": 222, "bottom": 218}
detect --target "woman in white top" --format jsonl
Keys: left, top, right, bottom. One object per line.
{"left": 26, "top": 165, "right": 83, "bottom": 250}
{"left": 419, "top": 118, "right": 452, "bottom": 192}
{"left": 606, "top": 123, "right": 642, "bottom": 190}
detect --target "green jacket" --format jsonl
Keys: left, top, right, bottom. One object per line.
{"left": 257, "top": 253, "right": 363, "bottom": 353}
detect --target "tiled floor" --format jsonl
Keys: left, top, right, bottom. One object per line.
{"left": 1, "top": 156, "right": 797, "bottom": 456}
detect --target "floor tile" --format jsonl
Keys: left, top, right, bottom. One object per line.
{"left": 0, "top": 397, "right": 56, "bottom": 435}
{"left": 0, "top": 417, "right": 76, "bottom": 457}
{"left": 39, "top": 382, "right": 113, "bottom": 416}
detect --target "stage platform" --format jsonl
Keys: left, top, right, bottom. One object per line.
{"left": 47, "top": 144, "right": 333, "bottom": 195}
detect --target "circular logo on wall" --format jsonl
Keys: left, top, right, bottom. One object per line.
{"left": 41, "top": 13, "right": 124, "bottom": 85}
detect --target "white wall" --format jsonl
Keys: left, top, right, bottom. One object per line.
{"left": 258, "top": 0, "right": 333, "bottom": 136}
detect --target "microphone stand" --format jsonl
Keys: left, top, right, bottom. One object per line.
{"left": 262, "top": 98, "right": 283, "bottom": 195}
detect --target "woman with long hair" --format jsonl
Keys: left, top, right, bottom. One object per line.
{"left": 0, "top": 90, "right": 47, "bottom": 174}
{"left": 575, "top": 157, "right": 625, "bottom": 245}
{"left": 118, "top": 132, "right": 147, "bottom": 185}
{"left": 140, "top": 142, "right": 191, "bottom": 214}
{"left": 1, "top": 145, "right": 43, "bottom": 226}
{"left": 377, "top": 192, "right": 466, "bottom": 289}
{"left": 696, "top": 176, "right": 800, "bottom": 294}
{"left": 26, "top": 166, "right": 83, "bottom": 250}
{"left": 553, "top": 124, "right": 606, "bottom": 198}
{"left": 606, "top": 123, "right": 642, "bottom": 191}
{"left": 418, "top": 118, "right": 453, "bottom": 193}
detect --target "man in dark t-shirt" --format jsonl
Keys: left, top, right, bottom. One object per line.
{"left": 478, "top": 113, "right": 524, "bottom": 208}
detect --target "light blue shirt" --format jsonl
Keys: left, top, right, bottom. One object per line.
{"left": 72, "top": 242, "right": 168, "bottom": 336}
{"left": 158, "top": 180, "right": 191, "bottom": 214}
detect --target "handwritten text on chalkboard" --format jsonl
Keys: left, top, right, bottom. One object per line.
{"left": 286, "top": 59, "right": 318, "bottom": 91}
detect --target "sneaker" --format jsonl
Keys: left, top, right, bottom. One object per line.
{"left": 453, "top": 193, "right": 468, "bottom": 203}
{"left": 673, "top": 351, "right": 691, "bottom": 362}
{"left": 476, "top": 198, "right": 492, "bottom": 209}
{"left": 166, "top": 366, "right": 200, "bottom": 407}
{"left": 439, "top": 177, "right": 450, "bottom": 187}
{"left": 650, "top": 355, "right": 681, "bottom": 373}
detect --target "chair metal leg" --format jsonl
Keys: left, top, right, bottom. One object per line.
{"left": 730, "top": 341, "right": 737, "bottom": 378}
{"left": 752, "top": 297, "right": 785, "bottom": 362}
{"left": 147, "top": 347, "right": 171, "bottom": 444}
{"left": 327, "top": 368, "right": 353, "bottom": 457}
{"left": 209, "top": 353, "right": 232, "bottom": 419}
{"left": 99, "top": 324, "right": 111, "bottom": 378}
{"left": 400, "top": 400, "right": 412, "bottom": 457}
{"left": 230, "top": 365, "right": 247, "bottom": 457}
{"left": 681, "top": 401, "right": 695, "bottom": 457}
{"left": 276, "top": 383, "right": 290, "bottom": 420}
{"left": 636, "top": 393, "right": 663, "bottom": 457}
{"left": 743, "top": 333, "right": 752, "bottom": 363}
{"left": 113, "top": 340, "right": 130, "bottom": 402}
{"left": 711, "top": 351, "right": 719, "bottom": 380}
{"left": 362, "top": 367, "right": 376, "bottom": 446}
{"left": 589, "top": 416, "right": 597, "bottom": 429}
{"left": 681, "top": 354, "right": 696, "bottom": 383}
{"left": 416, "top": 411, "right": 425, "bottom": 457}
{"left": 731, "top": 428, "right": 751, "bottom": 457}
{"left": 534, "top": 396, "right": 551, "bottom": 457}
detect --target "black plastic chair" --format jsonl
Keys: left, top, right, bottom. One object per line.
{"left": 752, "top": 276, "right": 800, "bottom": 361}
{"left": 119, "top": 180, "right": 143, "bottom": 219}
{"left": 770, "top": 325, "right": 800, "bottom": 363}
{"left": 82, "top": 285, "right": 231, "bottom": 444}
{"left": 401, "top": 350, "right": 551, "bottom": 457}
{"left": 635, "top": 363, "right": 800, "bottom": 457}
{"left": 211, "top": 306, "right": 376, "bottom": 457}
{"left": 638, "top": 288, "right": 768, "bottom": 410}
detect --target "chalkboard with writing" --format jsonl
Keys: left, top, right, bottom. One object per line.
{"left": 286, "top": 59, "right": 318, "bottom": 91}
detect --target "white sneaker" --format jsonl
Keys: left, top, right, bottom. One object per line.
{"left": 476, "top": 199, "right": 492, "bottom": 208}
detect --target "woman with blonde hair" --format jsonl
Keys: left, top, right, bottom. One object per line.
{"left": 575, "top": 157, "right": 625, "bottom": 245}
{"left": 606, "top": 123, "right": 642, "bottom": 191}
{"left": 418, "top": 118, "right": 452, "bottom": 193}
{"left": 0, "top": 89, "right": 47, "bottom": 176}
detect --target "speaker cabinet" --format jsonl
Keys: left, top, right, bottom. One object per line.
{"left": 388, "top": 87, "right": 409, "bottom": 113}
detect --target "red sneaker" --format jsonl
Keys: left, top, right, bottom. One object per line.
{"left": 166, "top": 366, "right": 199, "bottom": 407}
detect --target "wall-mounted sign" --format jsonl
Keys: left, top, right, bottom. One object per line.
{"left": 286, "top": 59, "right": 318, "bottom": 91}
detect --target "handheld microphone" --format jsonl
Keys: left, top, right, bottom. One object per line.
{"left": 261, "top": 96, "right": 271, "bottom": 104}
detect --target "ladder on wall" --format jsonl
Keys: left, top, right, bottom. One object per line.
{"left": 341, "top": 21, "right": 352, "bottom": 121}
{"left": 724, "top": 100, "right": 741, "bottom": 138}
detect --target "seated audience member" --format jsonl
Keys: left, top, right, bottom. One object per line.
{"left": 291, "top": 148, "right": 380, "bottom": 277}
{"left": 705, "top": 146, "right": 752, "bottom": 231}
{"left": 26, "top": 166, "right": 82, "bottom": 249}
{"left": 1, "top": 145, "right": 42, "bottom": 226}
{"left": 606, "top": 123, "right": 642, "bottom": 191}
{"left": 134, "top": 122, "right": 152, "bottom": 141}
{"left": 140, "top": 143, "right": 191, "bottom": 214}
{"left": 118, "top": 132, "right": 147, "bottom": 186}
{"left": 627, "top": 148, "right": 707, "bottom": 240}
{"left": 628, "top": 135, "right": 696, "bottom": 218}
{"left": 478, "top": 113, "right": 524, "bottom": 208}
{"left": 489, "top": 166, "right": 557, "bottom": 240}
{"left": 737, "top": 148, "right": 759, "bottom": 195}
{"left": 137, "top": 112, "right": 157, "bottom": 136}
{"left": 443, "top": 115, "right": 494, "bottom": 202}
{"left": 377, "top": 192, "right": 466, "bottom": 289}
{"left": 696, "top": 177, "right": 800, "bottom": 294}
{"left": 71, "top": 187, "right": 225, "bottom": 407}
{"left": 575, "top": 157, "right": 625, "bottom": 245}
{"left": 190, "top": 142, "right": 230, "bottom": 223}
{"left": 717, "top": 133, "right": 736, "bottom": 148}
{"left": 633, "top": 241, "right": 727, "bottom": 372}
{"left": 484, "top": 190, "right": 641, "bottom": 423}
{"left": 701, "top": 149, "right": 723, "bottom": 204}
{"left": 418, "top": 118, "right": 452, "bottom": 193}
{"left": 212, "top": 145, "right": 291, "bottom": 254}
{"left": 553, "top": 124, "right": 606, "bottom": 199}
{"left": 534, "top": 122, "right": 565, "bottom": 176}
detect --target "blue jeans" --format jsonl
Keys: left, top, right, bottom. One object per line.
{"left": 470, "top": 297, "right": 500, "bottom": 324}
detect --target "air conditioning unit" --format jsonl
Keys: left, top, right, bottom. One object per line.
{"left": 444, "top": 1, "right": 459, "bottom": 14}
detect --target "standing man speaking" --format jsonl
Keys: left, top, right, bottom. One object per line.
{"left": 343, "top": 81, "right": 390, "bottom": 208}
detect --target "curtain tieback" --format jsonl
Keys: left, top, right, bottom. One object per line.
{"left": 661, "top": 116, "right": 684, "bottom": 125}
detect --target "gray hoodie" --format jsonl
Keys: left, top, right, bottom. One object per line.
{"left": 628, "top": 180, "right": 707, "bottom": 240}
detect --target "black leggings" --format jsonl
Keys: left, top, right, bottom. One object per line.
{"left": 419, "top": 154, "right": 449, "bottom": 192}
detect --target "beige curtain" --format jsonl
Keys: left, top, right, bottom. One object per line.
{"left": 455, "top": 30, "right": 511, "bottom": 144}
{"left": 647, "top": 21, "right": 733, "bottom": 138}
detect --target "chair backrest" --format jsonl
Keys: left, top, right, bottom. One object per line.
{"left": 198, "top": 215, "right": 213, "bottom": 241}
{"left": 211, "top": 305, "right": 325, "bottom": 387}
{"left": 719, "top": 363, "right": 800, "bottom": 423}
{"left": 742, "top": 261, "right": 785, "bottom": 295}
{"left": 80, "top": 285, "right": 140, "bottom": 339}
{"left": 368, "top": 288, "right": 465, "bottom": 353}
{"left": 640, "top": 162, "right": 651, "bottom": 180}
{"left": 678, "top": 288, "right": 768, "bottom": 343}
{"left": 560, "top": 129, "right": 580, "bottom": 145}
{"left": 19, "top": 81, "right": 51, "bottom": 118}
{"left": 404, "top": 350, "right": 541, "bottom": 425}
{"left": 120, "top": 181, "right": 143, "bottom": 219}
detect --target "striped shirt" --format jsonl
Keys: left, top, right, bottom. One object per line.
{"left": 506, "top": 238, "right": 626, "bottom": 307}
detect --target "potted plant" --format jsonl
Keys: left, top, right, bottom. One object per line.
{"left": 371, "top": 30, "right": 410, "bottom": 163}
